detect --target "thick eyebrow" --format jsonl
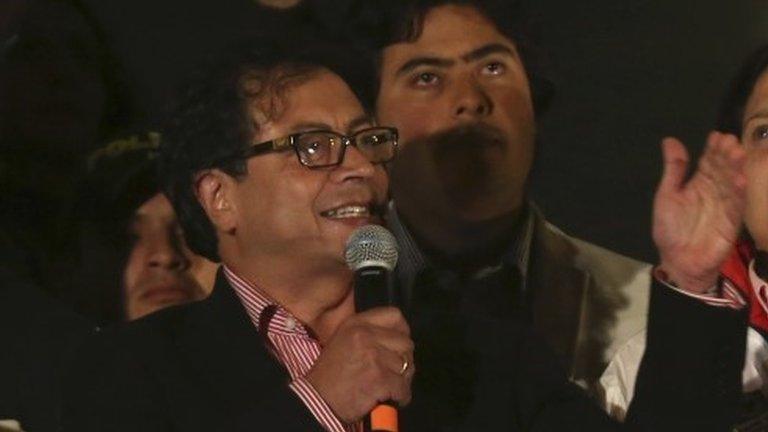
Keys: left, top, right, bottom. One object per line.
{"left": 289, "top": 122, "right": 334, "bottom": 133}
{"left": 745, "top": 110, "right": 768, "bottom": 125}
{"left": 288, "top": 115, "right": 373, "bottom": 135}
{"left": 396, "top": 57, "right": 455, "bottom": 78}
{"left": 461, "top": 43, "right": 517, "bottom": 63}
{"left": 347, "top": 115, "right": 374, "bottom": 132}
{"left": 394, "top": 43, "right": 517, "bottom": 79}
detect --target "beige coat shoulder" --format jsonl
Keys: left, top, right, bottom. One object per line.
{"left": 530, "top": 216, "right": 652, "bottom": 385}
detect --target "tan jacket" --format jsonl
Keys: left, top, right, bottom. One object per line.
{"left": 528, "top": 212, "right": 652, "bottom": 387}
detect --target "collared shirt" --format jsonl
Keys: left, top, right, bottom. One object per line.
{"left": 387, "top": 200, "right": 535, "bottom": 306}
{"left": 656, "top": 266, "right": 746, "bottom": 309}
{"left": 224, "top": 266, "right": 356, "bottom": 432}
{"left": 749, "top": 260, "right": 768, "bottom": 319}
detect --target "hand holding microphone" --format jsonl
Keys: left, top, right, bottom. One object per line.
{"left": 306, "top": 225, "right": 413, "bottom": 429}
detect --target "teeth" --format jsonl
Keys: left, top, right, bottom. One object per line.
{"left": 322, "top": 205, "right": 370, "bottom": 219}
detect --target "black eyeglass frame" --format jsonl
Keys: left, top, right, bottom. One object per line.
{"left": 238, "top": 126, "right": 399, "bottom": 169}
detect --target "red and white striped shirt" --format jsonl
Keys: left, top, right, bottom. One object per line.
{"left": 654, "top": 267, "right": 746, "bottom": 309}
{"left": 224, "top": 266, "right": 358, "bottom": 432}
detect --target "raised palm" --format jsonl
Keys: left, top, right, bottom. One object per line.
{"left": 653, "top": 132, "right": 747, "bottom": 294}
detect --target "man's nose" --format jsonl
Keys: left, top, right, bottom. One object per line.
{"left": 453, "top": 79, "right": 493, "bottom": 120}
{"left": 330, "top": 143, "right": 377, "bottom": 183}
{"left": 147, "top": 236, "right": 189, "bottom": 271}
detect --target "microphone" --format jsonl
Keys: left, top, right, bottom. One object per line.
{"left": 345, "top": 225, "right": 400, "bottom": 432}
{"left": 345, "top": 224, "right": 399, "bottom": 310}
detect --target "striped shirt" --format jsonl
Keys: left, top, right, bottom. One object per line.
{"left": 654, "top": 267, "right": 746, "bottom": 309}
{"left": 224, "top": 266, "right": 357, "bottom": 432}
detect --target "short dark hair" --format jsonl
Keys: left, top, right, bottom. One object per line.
{"left": 160, "top": 38, "right": 351, "bottom": 262}
{"left": 69, "top": 132, "right": 162, "bottom": 325}
{"left": 303, "top": 0, "right": 554, "bottom": 117}
{"left": 716, "top": 44, "right": 768, "bottom": 137}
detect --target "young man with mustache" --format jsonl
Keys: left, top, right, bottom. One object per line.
{"left": 324, "top": 0, "right": 652, "bottom": 391}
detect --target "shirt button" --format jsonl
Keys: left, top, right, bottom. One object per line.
{"left": 285, "top": 318, "right": 297, "bottom": 331}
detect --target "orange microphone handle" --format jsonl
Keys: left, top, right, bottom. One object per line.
{"left": 366, "top": 402, "right": 398, "bottom": 432}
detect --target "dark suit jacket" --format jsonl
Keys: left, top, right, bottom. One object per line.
{"left": 402, "top": 261, "right": 746, "bottom": 432}
{"left": 0, "top": 271, "right": 91, "bottom": 432}
{"left": 62, "top": 271, "right": 745, "bottom": 432}
{"left": 61, "top": 272, "right": 322, "bottom": 432}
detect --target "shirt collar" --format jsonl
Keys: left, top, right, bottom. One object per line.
{"left": 223, "top": 265, "right": 310, "bottom": 338}
{"left": 749, "top": 259, "right": 768, "bottom": 293}
{"left": 387, "top": 200, "right": 535, "bottom": 289}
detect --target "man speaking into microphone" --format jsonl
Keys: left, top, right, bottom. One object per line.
{"left": 61, "top": 38, "right": 413, "bottom": 431}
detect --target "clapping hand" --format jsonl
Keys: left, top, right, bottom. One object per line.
{"left": 653, "top": 132, "right": 747, "bottom": 294}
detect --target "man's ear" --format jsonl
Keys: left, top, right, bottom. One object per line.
{"left": 194, "top": 169, "right": 238, "bottom": 234}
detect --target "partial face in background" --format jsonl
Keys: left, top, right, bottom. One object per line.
{"left": 123, "top": 193, "right": 216, "bottom": 321}
{"left": 224, "top": 69, "right": 388, "bottom": 271}
{"left": 741, "top": 71, "right": 768, "bottom": 250}
{"left": 376, "top": 4, "right": 535, "bottom": 219}
{"left": 0, "top": 0, "right": 106, "bottom": 157}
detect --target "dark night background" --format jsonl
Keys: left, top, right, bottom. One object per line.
{"left": 82, "top": 0, "right": 768, "bottom": 263}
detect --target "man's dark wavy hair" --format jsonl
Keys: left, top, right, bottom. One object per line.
{"left": 160, "top": 37, "right": 357, "bottom": 262}
{"left": 303, "top": 0, "right": 554, "bottom": 117}
{"left": 716, "top": 44, "right": 768, "bottom": 137}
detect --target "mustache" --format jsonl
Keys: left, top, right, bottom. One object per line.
{"left": 412, "top": 123, "right": 507, "bottom": 151}
{"left": 415, "top": 123, "right": 507, "bottom": 190}
{"left": 388, "top": 122, "right": 512, "bottom": 217}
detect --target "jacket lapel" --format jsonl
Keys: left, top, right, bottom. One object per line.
{"left": 527, "top": 211, "right": 590, "bottom": 376}
{"left": 172, "top": 271, "right": 318, "bottom": 428}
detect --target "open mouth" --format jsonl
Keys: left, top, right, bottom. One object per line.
{"left": 320, "top": 204, "right": 371, "bottom": 219}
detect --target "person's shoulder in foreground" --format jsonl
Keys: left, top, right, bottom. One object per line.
{"left": 61, "top": 271, "right": 324, "bottom": 432}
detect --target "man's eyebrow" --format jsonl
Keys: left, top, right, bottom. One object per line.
{"left": 745, "top": 110, "right": 768, "bottom": 125}
{"left": 394, "top": 43, "right": 517, "bottom": 78}
{"left": 396, "top": 56, "right": 455, "bottom": 78}
{"left": 347, "top": 115, "right": 374, "bottom": 132}
{"left": 287, "top": 116, "right": 373, "bottom": 135}
{"left": 289, "top": 122, "right": 333, "bottom": 133}
{"left": 461, "top": 43, "right": 517, "bottom": 63}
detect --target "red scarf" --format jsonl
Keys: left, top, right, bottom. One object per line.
{"left": 721, "top": 240, "right": 768, "bottom": 332}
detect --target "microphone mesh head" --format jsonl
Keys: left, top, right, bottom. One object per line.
{"left": 345, "top": 225, "right": 399, "bottom": 272}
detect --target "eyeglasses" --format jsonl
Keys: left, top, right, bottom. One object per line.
{"left": 240, "top": 126, "right": 398, "bottom": 169}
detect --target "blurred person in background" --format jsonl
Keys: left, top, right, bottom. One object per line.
{"left": 0, "top": 131, "right": 214, "bottom": 432}
{"left": 71, "top": 132, "right": 216, "bottom": 324}
{"left": 0, "top": 0, "right": 130, "bottom": 291}
{"left": 0, "top": 4, "right": 117, "bottom": 428}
